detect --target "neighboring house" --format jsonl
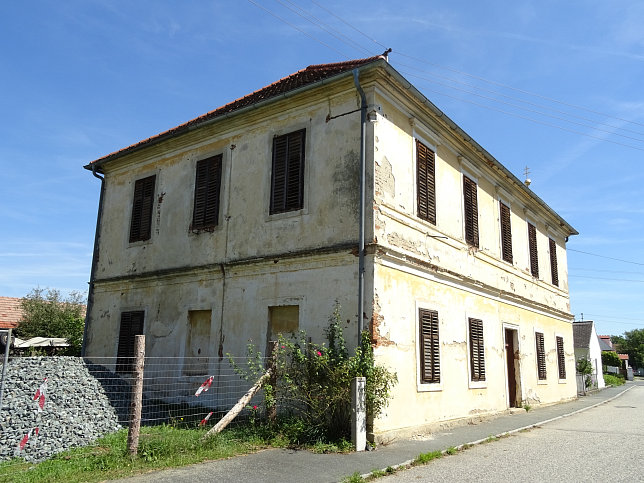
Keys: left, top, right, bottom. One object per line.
{"left": 572, "top": 321, "right": 605, "bottom": 390}
{"left": 598, "top": 335, "right": 613, "bottom": 352}
{"left": 0, "top": 296, "right": 22, "bottom": 331}
{"left": 83, "top": 55, "right": 579, "bottom": 441}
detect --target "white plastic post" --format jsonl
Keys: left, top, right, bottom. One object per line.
{"left": 351, "top": 376, "right": 366, "bottom": 451}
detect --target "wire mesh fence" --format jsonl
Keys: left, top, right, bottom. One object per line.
{"left": 0, "top": 353, "right": 270, "bottom": 479}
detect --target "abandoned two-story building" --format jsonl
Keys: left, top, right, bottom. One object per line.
{"left": 83, "top": 54, "right": 578, "bottom": 441}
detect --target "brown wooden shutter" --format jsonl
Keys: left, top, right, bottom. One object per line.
{"left": 528, "top": 223, "right": 539, "bottom": 278}
{"left": 129, "top": 175, "right": 156, "bottom": 243}
{"left": 116, "top": 311, "right": 144, "bottom": 373}
{"left": 192, "top": 154, "right": 223, "bottom": 230}
{"left": 463, "top": 175, "right": 479, "bottom": 247}
{"left": 556, "top": 336, "right": 566, "bottom": 379}
{"left": 469, "top": 318, "right": 485, "bottom": 381}
{"left": 500, "top": 202, "right": 513, "bottom": 263}
{"left": 419, "top": 309, "right": 440, "bottom": 383}
{"left": 549, "top": 238, "right": 559, "bottom": 286}
{"left": 416, "top": 140, "right": 436, "bottom": 224}
{"left": 270, "top": 129, "right": 305, "bottom": 214}
{"left": 536, "top": 332, "right": 546, "bottom": 380}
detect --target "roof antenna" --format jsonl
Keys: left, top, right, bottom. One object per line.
{"left": 382, "top": 48, "right": 392, "bottom": 61}
{"left": 523, "top": 166, "right": 531, "bottom": 187}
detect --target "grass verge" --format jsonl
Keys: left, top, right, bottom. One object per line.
{"left": 0, "top": 421, "right": 352, "bottom": 483}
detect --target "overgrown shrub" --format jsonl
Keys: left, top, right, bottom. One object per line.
{"left": 601, "top": 351, "right": 621, "bottom": 368}
{"left": 603, "top": 373, "right": 625, "bottom": 386}
{"left": 232, "top": 304, "right": 397, "bottom": 443}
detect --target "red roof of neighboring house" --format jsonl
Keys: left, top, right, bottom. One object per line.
{"left": 0, "top": 297, "right": 22, "bottom": 329}
{"left": 618, "top": 354, "right": 629, "bottom": 360}
{"left": 88, "top": 55, "right": 385, "bottom": 167}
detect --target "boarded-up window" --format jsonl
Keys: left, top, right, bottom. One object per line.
{"left": 469, "top": 318, "right": 485, "bottom": 382}
{"left": 528, "top": 222, "right": 539, "bottom": 278}
{"left": 463, "top": 175, "right": 479, "bottom": 247}
{"left": 500, "top": 202, "right": 513, "bottom": 263}
{"left": 556, "top": 336, "right": 566, "bottom": 379}
{"left": 269, "top": 305, "right": 299, "bottom": 337}
{"left": 183, "top": 310, "right": 212, "bottom": 376}
{"left": 116, "top": 311, "right": 144, "bottom": 373}
{"left": 129, "top": 175, "right": 156, "bottom": 243}
{"left": 419, "top": 309, "right": 440, "bottom": 384}
{"left": 416, "top": 140, "right": 436, "bottom": 224}
{"left": 192, "top": 155, "right": 222, "bottom": 231}
{"left": 270, "top": 130, "right": 305, "bottom": 214}
{"left": 549, "top": 238, "right": 559, "bottom": 287}
{"left": 535, "top": 331, "right": 546, "bottom": 380}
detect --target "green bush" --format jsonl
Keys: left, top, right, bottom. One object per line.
{"left": 603, "top": 373, "right": 625, "bottom": 386}
{"left": 232, "top": 304, "right": 397, "bottom": 443}
{"left": 601, "top": 351, "right": 621, "bottom": 368}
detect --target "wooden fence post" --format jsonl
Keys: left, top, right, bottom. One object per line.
{"left": 127, "top": 335, "right": 145, "bottom": 456}
{"left": 267, "top": 340, "right": 278, "bottom": 423}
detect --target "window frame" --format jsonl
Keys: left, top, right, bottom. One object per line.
{"left": 116, "top": 310, "right": 145, "bottom": 373}
{"left": 128, "top": 175, "right": 156, "bottom": 243}
{"left": 415, "top": 139, "right": 437, "bottom": 225}
{"left": 535, "top": 331, "right": 547, "bottom": 382}
{"left": 191, "top": 154, "right": 223, "bottom": 232}
{"left": 527, "top": 221, "right": 539, "bottom": 278}
{"left": 269, "top": 129, "right": 306, "bottom": 215}
{"left": 417, "top": 306, "right": 441, "bottom": 391}
{"left": 468, "top": 317, "right": 486, "bottom": 388}
{"left": 462, "top": 174, "right": 479, "bottom": 248}
{"left": 556, "top": 335, "right": 566, "bottom": 381}
{"left": 549, "top": 237, "right": 559, "bottom": 287}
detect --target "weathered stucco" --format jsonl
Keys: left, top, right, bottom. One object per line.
{"left": 85, "top": 60, "right": 577, "bottom": 439}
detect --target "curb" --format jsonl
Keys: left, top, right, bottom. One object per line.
{"left": 354, "top": 385, "right": 633, "bottom": 481}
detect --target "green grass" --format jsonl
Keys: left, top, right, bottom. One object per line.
{"left": 0, "top": 420, "right": 348, "bottom": 483}
{"left": 603, "top": 374, "right": 625, "bottom": 386}
{"left": 413, "top": 450, "right": 443, "bottom": 465}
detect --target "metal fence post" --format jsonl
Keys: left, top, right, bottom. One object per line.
{"left": 127, "top": 335, "right": 145, "bottom": 456}
{"left": 351, "top": 376, "right": 366, "bottom": 451}
{"left": 0, "top": 329, "right": 11, "bottom": 410}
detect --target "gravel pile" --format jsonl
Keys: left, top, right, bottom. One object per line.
{"left": 0, "top": 357, "right": 125, "bottom": 463}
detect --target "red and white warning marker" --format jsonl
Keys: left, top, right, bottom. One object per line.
{"left": 17, "top": 427, "right": 39, "bottom": 451}
{"left": 33, "top": 377, "right": 48, "bottom": 412}
{"left": 195, "top": 376, "right": 214, "bottom": 397}
{"left": 199, "top": 412, "right": 214, "bottom": 426}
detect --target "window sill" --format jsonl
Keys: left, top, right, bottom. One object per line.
{"left": 468, "top": 380, "right": 487, "bottom": 389}
{"left": 537, "top": 379, "right": 548, "bottom": 385}
{"left": 558, "top": 378, "right": 567, "bottom": 384}
{"left": 417, "top": 383, "right": 442, "bottom": 392}
{"left": 266, "top": 207, "right": 307, "bottom": 222}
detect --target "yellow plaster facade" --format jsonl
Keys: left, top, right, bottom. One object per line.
{"left": 84, "top": 57, "right": 577, "bottom": 439}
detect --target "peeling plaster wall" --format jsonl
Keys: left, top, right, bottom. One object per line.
{"left": 370, "top": 261, "right": 576, "bottom": 440}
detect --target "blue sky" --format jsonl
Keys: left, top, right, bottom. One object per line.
{"left": 1, "top": 1, "right": 643, "bottom": 337}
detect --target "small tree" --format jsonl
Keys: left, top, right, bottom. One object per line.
{"left": 576, "top": 357, "right": 593, "bottom": 389}
{"left": 15, "top": 288, "right": 86, "bottom": 356}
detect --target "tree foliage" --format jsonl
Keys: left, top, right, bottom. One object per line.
{"left": 612, "top": 329, "right": 644, "bottom": 369}
{"left": 15, "top": 288, "right": 86, "bottom": 356}
{"left": 601, "top": 350, "right": 621, "bottom": 368}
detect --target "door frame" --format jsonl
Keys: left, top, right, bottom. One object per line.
{"left": 502, "top": 323, "right": 522, "bottom": 408}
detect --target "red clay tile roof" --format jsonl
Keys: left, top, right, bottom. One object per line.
{"left": 618, "top": 353, "right": 629, "bottom": 360}
{"left": 0, "top": 296, "right": 22, "bottom": 329}
{"left": 89, "top": 55, "right": 385, "bottom": 167}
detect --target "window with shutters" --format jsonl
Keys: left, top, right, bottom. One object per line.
{"left": 463, "top": 175, "right": 479, "bottom": 247}
{"left": 535, "top": 331, "right": 546, "bottom": 381}
{"left": 191, "top": 154, "right": 223, "bottom": 231}
{"left": 129, "top": 175, "right": 156, "bottom": 243}
{"left": 270, "top": 129, "right": 305, "bottom": 214}
{"left": 499, "top": 201, "right": 513, "bottom": 263}
{"left": 116, "top": 311, "right": 144, "bottom": 373}
{"left": 556, "top": 336, "right": 566, "bottom": 379}
{"left": 418, "top": 308, "right": 440, "bottom": 385}
{"left": 549, "top": 238, "right": 559, "bottom": 287}
{"left": 416, "top": 140, "right": 436, "bottom": 224}
{"left": 468, "top": 318, "right": 485, "bottom": 382}
{"left": 528, "top": 222, "right": 539, "bottom": 278}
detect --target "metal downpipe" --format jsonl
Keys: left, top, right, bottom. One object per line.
{"left": 353, "top": 69, "right": 367, "bottom": 338}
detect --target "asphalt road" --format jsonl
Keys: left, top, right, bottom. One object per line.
{"left": 381, "top": 382, "right": 644, "bottom": 483}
